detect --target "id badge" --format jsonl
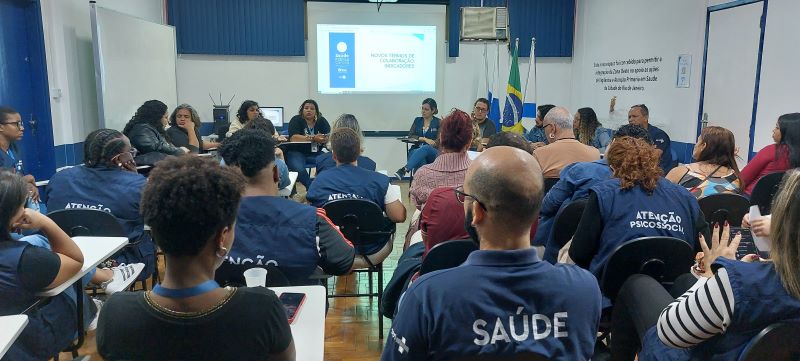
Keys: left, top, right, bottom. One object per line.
{"left": 311, "top": 143, "right": 318, "bottom": 153}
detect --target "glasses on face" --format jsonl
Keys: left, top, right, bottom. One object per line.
{"left": 543, "top": 123, "right": 554, "bottom": 131}
{"left": 113, "top": 147, "right": 138, "bottom": 162}
{"left": 474, "top": 107, "right": 488, "bottom": 113}
{"left": 453, "top": 185, "right": 487, "bottom": 210}
{"left": 3, "top": 121, "right": 23, "bottom": 129}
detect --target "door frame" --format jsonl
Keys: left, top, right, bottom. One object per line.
{"left": 697, "top": 0, "right": 769, "bottom": 161}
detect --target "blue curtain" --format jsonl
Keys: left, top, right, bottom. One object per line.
{"left": 167, "top": 0, "right": 305, "bottom": 56}
{"left": 448, "top": 0, "right": 575, "bottom": 58}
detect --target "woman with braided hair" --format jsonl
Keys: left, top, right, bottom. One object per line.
{"left": 123, "top": 100, "right": 187, "bottom": 164}
{"left": 46, "top": 128, "right": 151, "bottom": 282}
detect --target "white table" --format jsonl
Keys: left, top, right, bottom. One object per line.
{"left": 0, "top": 315, "right": 28, "bottom": 358}
{"left": 270, "top": 285, "right": 325, "bottom": 361}
{"left": 278, "top": 172, "right": 299, "bottom": 198}
{"left": 38, "top": 236, "right": 128, "bottom": 297}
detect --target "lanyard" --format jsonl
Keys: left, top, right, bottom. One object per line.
{"left": 6, "top": 149, "right": 15, "bottom": 163}
{"left": 152, "top": 280, "right": 220, "bottom": 298}
{"left": 305, "top": 126, "right": 316, "bottom": 136}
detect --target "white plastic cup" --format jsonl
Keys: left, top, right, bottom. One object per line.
{"left": 243, "top": 267, "right": 268, "bottom": 287}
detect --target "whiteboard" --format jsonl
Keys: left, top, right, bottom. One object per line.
{"left": 90, "top": 5, "right": 177, "bottom": 132}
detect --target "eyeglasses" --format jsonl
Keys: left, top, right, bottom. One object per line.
{"left": 543, "top": 123, "right": 554, "bottom": 131}
{"left": 2, "top": 121, "right": 23, "bottom": 129}
{"left": 453, "top": 185, "right": 487, "bottom": 210}
{"left": 112, "top": 147, "right": 138, "bottom": 161}
{"left": 474, "top": 107, "right": 489, "bottom": 113}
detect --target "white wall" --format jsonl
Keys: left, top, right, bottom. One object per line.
{"left": 41, "top": 0, "right": 164, "bottom": 146}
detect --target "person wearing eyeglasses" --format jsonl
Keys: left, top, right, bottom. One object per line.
{"left": 383, "top": 146, "right": 601, "bottom": 361}
{"left": 0, "top": 106, "right": 41, "bottom": 206}
{"left": 532, "top": 107, "right": 601, "bottom": 178}
{"left": 472, "top": 98, "right": 497, "bottom": 145}
{"left": 46, "top": 129, "right": 153, "bottom": 281}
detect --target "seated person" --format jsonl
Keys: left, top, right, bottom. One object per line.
{"left": 472, "top": 98, "right": 497, "bottom": 144}
{"left": 242, "top": 117, "right": 291, "bottom": 189}
{"left": 569, "top": 136, "right": 708, "bottom": 280}
{"left": 0, "top": 106, "right": 42, "bottom": 208}
{"left": 533, "top": 106, "right": 601, "bottom": 178}
{"left": 97, "top": 156, "right": 295, "bottom": 360}
{"left": 537, "top": 125, "right": 651, "bottom": 262}
{"left": 307, "top": 128, "right": 406, "bottom": 255}
{"left": 0, "top": 171, "right": 93, "bottom": 360}
{"left": 383, "top": 147, "right": 601, "bottom": 360}
{"left": 226, "top": 99, "right": 260, "bottom": 138}
{"left": 285, "top": 99, "right": 330, "bottom": 189}
{"left": 47, "top": 129, "right": 154, "bottom": 280}
{"left": 166, "top": 103, "right": 220, "bottom": 154}
{"left": 410, "top": 109, "right": 473, "bottom": 208}
{"left": 740, "top": 113, "right": 800, "bottom": 195}
{"left": 524, "top": 104, "right": 556, "bottom": 149}
{"left": 666, "top": 126, "right": 741, "bottom": 198}
{"left": 611, "top": 171, "right": 800, "bottom": 360}
{"left": 625, "top": 103, "right": 673, "bottom": 174}
{"left": 486, "top": 131, "right": 532, "bottom": 154}
{"left": 574, "top": 107, "right": 613, "bottom": 152}
{"left": 316, "top": 114, "right": 376, "bottom": 175}
{"left": 394, "top": 98, "right": 440, "bottom": 179}
{"left": 122, "top": 100, "right": 187, "bottom": 164}
{"left": 218, "top": 129, "right": 354, "bottom": 285}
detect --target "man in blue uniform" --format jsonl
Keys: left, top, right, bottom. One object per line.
{"left": 307, "top": 128, "right": 406, "bottom": 255}
{"left": 0, "top": 106, "right": 41, "bottom": 207}
{"left": 382, "top": 146, "right": 602, "bottom": 361}
{"left": 628, "top": 104, "right": 673, "bottom": 173}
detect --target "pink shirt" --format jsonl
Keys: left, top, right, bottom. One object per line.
{"left": 410, "top": 152, "right": 471, "bottom": 208}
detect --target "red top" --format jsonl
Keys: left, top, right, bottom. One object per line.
{"left": 740, "top": 143, "right": 791, "bottom": 195}
{"left": 421, "top": 186, "right": 539, "bottom": 258}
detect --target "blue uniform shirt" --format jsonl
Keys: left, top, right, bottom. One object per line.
{"left": 525, "top": 126, "right": 547, "bottom": 143}
{"left": 46, "top": 165, "right": 155, "bottom": 276}
{"left": 647, "top": 124, "right": 673, "bottom": 173}
{"left": 382, "top": 248, "right": 602, "bottom": 361}
{"left": 409, "top": 117, "right": 440, "bottom": 140}
{"left": 315, "top": 152, "right": 376, "bottom": 175}
{"left": 307, "top": 164, "right": 389, "bottom": 209}
{"left": 0, "top": 144, "right": 24, "bottom": 174}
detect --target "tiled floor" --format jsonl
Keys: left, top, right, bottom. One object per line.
{"left": 62, "top": 181, "right": 412, "bottom": 360}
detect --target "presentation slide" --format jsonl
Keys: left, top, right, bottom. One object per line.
{"left": 317, "top": 24, "right": 436, "bottom": 94}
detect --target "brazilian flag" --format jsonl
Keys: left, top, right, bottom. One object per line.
{"left": 502, "top": 43, "right": 525, "bottom": 134}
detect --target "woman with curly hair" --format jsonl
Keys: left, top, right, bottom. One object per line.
{"left": 122, "top": 100, "right": 186, "bottom": 164}
{"left": 574, "top": 107, "right": 613, "bottom": 152}
{"left": 568, "top": 136, "right": 708, "bottom": 279}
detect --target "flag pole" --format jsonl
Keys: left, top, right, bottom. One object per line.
{"left": 483, "top": 42, "right": 489, "bottom": 97}
{"left": 523, "top": 37, "right": 536, "bottom": 104}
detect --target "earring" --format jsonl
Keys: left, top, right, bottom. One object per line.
{"left": 118, "top": 163, "right": 123, "bottom": 167}
{"left": 216, "top": 246, "right": 228, "bottom": 258}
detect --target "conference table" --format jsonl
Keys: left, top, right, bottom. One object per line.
{"left": 37, "top": 236, "right": 128, "bottom": 352}
{"left": 270, "top": 285, "right": 326, "bottom": 361}
{"left": 0, "top": 315, "right": 28, "bottom": 358}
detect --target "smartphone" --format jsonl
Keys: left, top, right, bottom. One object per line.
{"left": 279, "top": 292, "right": 306, "bottom": 324}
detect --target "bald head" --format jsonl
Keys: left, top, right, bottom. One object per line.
{"left": 543, "top": 106, "right": 573, "bottom": 131}
{"left": 465, "top": 146, "right": 544, "bottom": 232}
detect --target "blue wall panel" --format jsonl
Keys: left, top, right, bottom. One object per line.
{"left": 449, "top": 0, "right": 575, "bottom": 57}
{"left": 168, "top": 0, "right": 305, "bottom": 56}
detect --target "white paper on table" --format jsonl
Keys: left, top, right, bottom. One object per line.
{"left": 467, "top": 150, "right": 480, "bottom": 160}
{"left": 749, "top": 205, "right": 771, "bottom": 252}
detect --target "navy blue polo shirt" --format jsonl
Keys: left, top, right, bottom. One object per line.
{"left": 0, "top": 144, "right": 24, "bottom": 173}
{"left": 315, "top": 152, "right": 377, "bottom": 175}
{"left": 306, "top": 164, "right": 389, "bottom": 209}
{"left": 647, "top": 124, "right": 672, "bottom": 173}
{"left": 382, "top": 248, "right": 602, "bottom": 361}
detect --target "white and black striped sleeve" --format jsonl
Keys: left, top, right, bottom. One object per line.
{"left": 657, "top": 268, "right": 734, "bottom": 348}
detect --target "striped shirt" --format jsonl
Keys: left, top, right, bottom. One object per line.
{"left": 657, "top": 268, "right": 734, "bottom": 348}
{"left": 410, "top": 152, "right": 471, "bottom": 208}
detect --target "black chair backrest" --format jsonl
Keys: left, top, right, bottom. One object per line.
{"left": 600, "top": 236, "right": 694, "bottom": 302}
{"left": 323, "top": 198, "right": 392, "bottom": 245}
{"left": 419, "top": 239, "right": 478, "bottom": 275}
{"left": 214, "top": 263, "right": 290, "bottom": 288}
{"left": 47, "top": 208, "right": 125, "bottom": 238}
{"left": 550, "top": 198, "right": 588, "bottom": 250}
{"left": 543, "top": 178, "right": 559, "bottom": 194}
{"left": 750, "top": 171, "right": 785, "bottom": 215}
{"left": 698, "top": 193, "right": 751, "bottom": 227}
{"left": 739, "top": 320, "right": 800, "bottom": 361}
{"left": 457, "top": 352, "right": 549, "bottom": 361}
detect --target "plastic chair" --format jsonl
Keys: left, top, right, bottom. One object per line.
{"left": 419, "top": 239, "right": 477, "bottom": 275}
{"left": 323, "top": 198, "right": 396, "bottom": 339}
{"left": 738, "top": 320, "right": 800, "bottom": 361}
{"left": 698, "top": 193, "right": 750, "bottom": 227}
{"left": 214, "top": 264, "right": 290, "bottom": 288}
{"left": 600, "top": 236, "right": 694, "bottom": 303}
{"left": 550, "top": 198, "right": 588, "bottom": 251}
{"left": 750, "top": 171, "right": 785, "bottom": 215}
{"left": 543, "top": 178, "right": 559, "bottom": 194}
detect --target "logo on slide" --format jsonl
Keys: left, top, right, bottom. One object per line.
{"left": 337, "top": 42, "right": 348, "bottom": 53}
{"left": 329, "top": 33, "right": 355, "bottom": 88}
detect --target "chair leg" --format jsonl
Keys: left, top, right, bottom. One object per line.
{"left": 368, "top": 267, "right": 374, "bottom": 300}
{"left": 378, "top": 263, "right": 384, "bottom": 339}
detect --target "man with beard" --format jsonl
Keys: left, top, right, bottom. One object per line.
{"left": 383, "top": 146, "right": 602, "bottom": 361}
